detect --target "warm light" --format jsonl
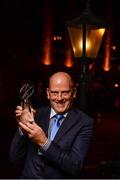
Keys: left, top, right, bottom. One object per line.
{"left": 86, "top": 40, "right": 91, "bottom": 53}
{"left": 53, "top": 36, "right": 57, "bottom": 41}
{"left": 98, "top": 28, "right": 105, "bottom": 35}
{"left": 114, "top": 83, "right": 119, "bottom": 88}
{"left": 111, "top": 46, "right": 116, "bottom": 50}
{"left": 67, "top": 26, "right": 106, "bottom": 58}
{"left": 73, "top": 47, "right": 76, "bottom": 53}
{"left": 66, "top": 1, "right": 107, "bottom": 112}
{"left": 103, "top": 29, "right": 111, "bottom": 71}
{"left": 88, "top": 28, "right": 105, "bottom": 58}
{"left": 89, "top": 63, "right": 93, "bottom": 70}
{"left": 78, "top": 38, "right": 91, "bottom": 55}
{"left": 42, "top": 5, "right": 53, "bottom": 66}
{"left": 103, "top": 59, "right": 110, "bottom": 71}
{"left": 53, "top": 35, "right": 62, "bottom": 41}
{"left": 65, "top": 49, "right": 73, "bottom": 67}
{"left": 43, "top": 51, "right": 51, "bottom": 65}
{"left": 65, "top": 58, "right": 73, "bottom": 67}
{"left": 42, "top": 36, "right": 53, "bottom": 65}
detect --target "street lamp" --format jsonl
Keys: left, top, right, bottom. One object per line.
{"left": 66, "top": 0, "right": 107, "bottom": 112}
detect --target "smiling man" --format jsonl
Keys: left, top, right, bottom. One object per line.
{"left": 47, "top": 72, "right": 76, "bottom": 114}
{"left": 9, "top": 71, "right": 94, "bottom": 179}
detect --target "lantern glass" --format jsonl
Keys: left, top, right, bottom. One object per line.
{"left": 68, "top": 25, "right": 106, "bottom": 58}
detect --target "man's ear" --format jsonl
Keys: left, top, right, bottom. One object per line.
{"left": 73, "top": 87, "right": 77, "bottom": 98}
{"left": 46, "top": 88, "right": 50, "bottom": 99}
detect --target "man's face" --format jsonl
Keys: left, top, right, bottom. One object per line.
{"left": 47, "top": 75, "right": 76, "bottom": 114}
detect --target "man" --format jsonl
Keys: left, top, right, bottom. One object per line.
{"left": 9, "top": 71, "right": 94, "bottom": 179}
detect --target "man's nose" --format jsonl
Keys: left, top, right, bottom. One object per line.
{"left": 57, "top": 92, "right": 63, "bottom": 100}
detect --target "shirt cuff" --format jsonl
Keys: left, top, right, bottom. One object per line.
{"left": 40, "top": 139, "right": 51, "bottom": 151}
{"left": 18, "top": 127, "right": 25, "bottom": 136}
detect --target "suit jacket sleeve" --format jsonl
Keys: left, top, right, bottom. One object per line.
{"left": 9, "top": 129, "right": 28, "bottom": 162}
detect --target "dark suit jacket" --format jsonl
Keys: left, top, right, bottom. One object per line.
{"left": 9, "top": 106, "right": 94, "bottom": 179}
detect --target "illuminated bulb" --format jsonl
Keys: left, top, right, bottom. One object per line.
{"left": 114, "top": 83, "right": 119, "bottom": 88}
{"left": 111, "top": 46, "right": 116, "bottom": 50}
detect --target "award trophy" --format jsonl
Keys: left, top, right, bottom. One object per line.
{"left": 19, "top": 83, "right": 35, "bottom": 112}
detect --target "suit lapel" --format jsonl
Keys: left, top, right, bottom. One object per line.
{"left": 54, "top": 107, "right": 81, "bottom": 141}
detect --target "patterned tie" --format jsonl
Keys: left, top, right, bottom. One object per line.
{"left": 50, "top": 114, "right": 64, "bottom": 141}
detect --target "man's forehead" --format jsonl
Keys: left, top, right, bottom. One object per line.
{"left": 49, "top": 79, "right": 71, "bottom": 88}
{"left": 49, "top": 72, "right": 74, "bottom": 88}
{"left": 50, "top": 71, "right": 72, "bottom": 81}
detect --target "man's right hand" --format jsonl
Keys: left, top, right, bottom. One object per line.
{"left": 15, "top": 105, "right": 23, "bottom": 123}
{"left": 15, "top": 105, "right": 35, "bottom": 133}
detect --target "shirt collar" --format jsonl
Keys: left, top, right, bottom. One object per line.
{"left": 50, "top": 108, "right": 68, "bottom": 119}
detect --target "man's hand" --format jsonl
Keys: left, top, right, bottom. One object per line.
{"left": 19, "top": 121, "right": 47, "bottom": 146}
{"left": 15, "top": 105, "right": 47, "bottom": 146}
{"left": 15, "top": 105, "right": 35, "bottom": 133}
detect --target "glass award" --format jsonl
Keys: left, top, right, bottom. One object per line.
{"left": 19, "top": 83, "right": 34, "bottom": 112}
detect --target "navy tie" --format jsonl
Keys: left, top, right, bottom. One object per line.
{"left": 50, "top": 114, "right": 64, "bottom": 140}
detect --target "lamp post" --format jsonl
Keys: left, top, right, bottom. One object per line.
{"left": 66, "top": 0, "right": 107, "bottom": 112}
